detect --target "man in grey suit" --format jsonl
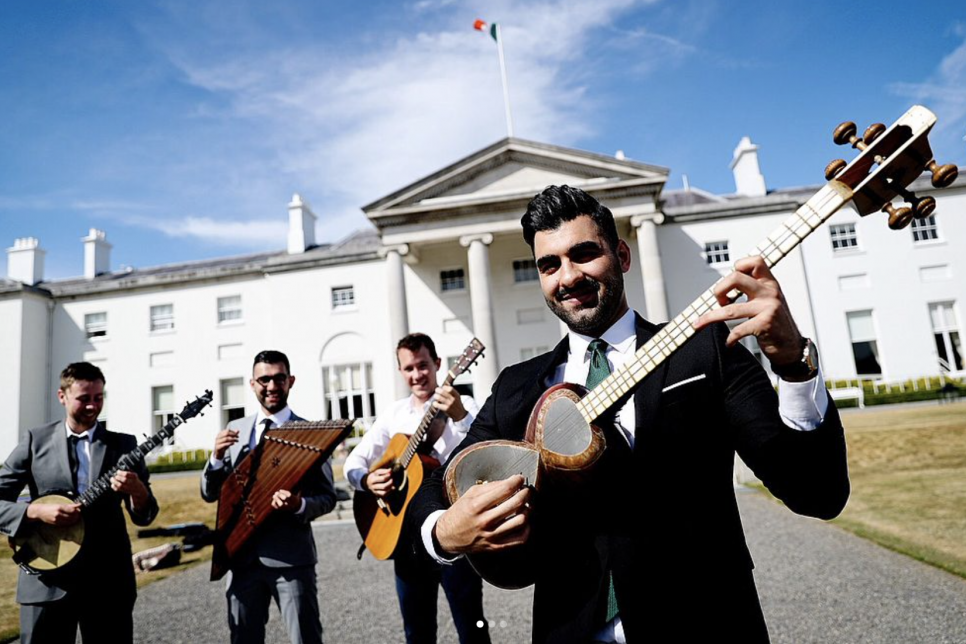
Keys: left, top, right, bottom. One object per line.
{"left": 201, "top": 350, "right": 337, "bottom": 644}
{"left": 0, "top": 361, "right": 158, "bottom": 644}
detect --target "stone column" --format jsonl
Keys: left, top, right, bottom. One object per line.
{"left": 382, "top": 244, "right": 411, "bottom": 398}
{"left": 631, "top": 214, "right": 670, "bottom": 323}
{"left": 459, "top": 234, "right": 499, "bottom": 397}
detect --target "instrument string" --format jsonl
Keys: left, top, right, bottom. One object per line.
{"left": 578, "top": 185, "right": 847, "bottom": 421}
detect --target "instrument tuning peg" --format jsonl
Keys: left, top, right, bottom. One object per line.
{"left": 913, "top": 195, "right": 936, "bottom": 219}
{"left": 883, "top": 203, "right": 914, "bottom": 230}
{"left": 833, "top": 121, "right": 857, "bottom": 146}
{"left": 863, "top": 123, "right": 886, "bottom": 145}
{"left": 825, "top": 159, "right": 847, "bottom": 181}
{"left": 927, "top": 161, "right": 958, "bottom": 188}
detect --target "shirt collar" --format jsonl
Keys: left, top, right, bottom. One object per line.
{"left": 65, "top": 420, "right": 97, "bottom": 441}
{"left": 408, "top": 394, "right": 433, "bottom": 414}
{"left": 568, "top": 308, "right": 637, "bottom": 362}
{"left": 255, "top": 406, "right": 292, "bottom": 427}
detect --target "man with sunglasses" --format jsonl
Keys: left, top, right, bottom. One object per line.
{"left": 201, "top": 350, "right": 337, "bottom": 644}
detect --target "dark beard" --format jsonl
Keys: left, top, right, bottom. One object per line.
{"left": 545, "top": 271, "right": 625, "bottom": 336}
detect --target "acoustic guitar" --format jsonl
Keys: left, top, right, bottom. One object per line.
{"left": 444, "top": 105, "right": 959, "bottom": 589}
{"left": 354, "top": 338, "right": 485, "bottom": 560}
{"left": 9, "top": 390, "right": 213, "bottom": 575}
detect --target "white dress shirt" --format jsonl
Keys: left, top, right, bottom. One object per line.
{"left": 421, "top": 308, "right": 830, "bottom": 604}
{"left": 65, "top": 421, "right": 97, "bottom": 495}
{"left": 344, "top": 394, "right": 478, "bottom": 492}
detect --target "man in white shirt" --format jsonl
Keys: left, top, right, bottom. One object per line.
{"left": 201, "top": 350, "right": 337, "bottom": 644}
{"left": 345, "top": 333, "right": 490, "bottom": 644}
{"left": 409, "top": 185, "right": 850, "bottom": 643}
{"left": 0, "top": 362, "right": 158, "bottom": 644}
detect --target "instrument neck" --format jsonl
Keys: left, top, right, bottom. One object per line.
{"left": 577, "top": 182, "right": 852, "bottom": 424}
{"left": 76, "top": 415, "right": 185, "bottom": 508}
{"left": 399, "top": 370, "right": 457, "bottom": 468}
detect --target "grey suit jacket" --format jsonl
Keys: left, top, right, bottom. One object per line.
{"left": 200, "top": 412, "right": 337, "bottom": 568}
{"left": 0, "top": 420, "right": 159, "bottom": 604}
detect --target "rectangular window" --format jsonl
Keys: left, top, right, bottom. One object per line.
{"left": 829, "top": 223, "right": 859, "bottom": 251}
{"left": 929, "top": 302, "right": 963, "bottom": 371}
{"left": 331, "top": 286, "right": 355, "bottom": 309}
{"left": 150, "top": 304, "right": 175, "bottom": 332}
{"left": 912, "top": 215, "right": 939, "bottom": 243}
{"left": 847, "top": 310, "right": 882, "bottom": 376}
{"left": 85, "top": 312, "right": 107, "bottom": 339}
{"left": 220, "top": 377, "right": 246, "bottom": 426}
{"left": 322, "top": 363, "right": 375, "bottom": 424}
{"left": 152, "top": 385, "right": 175, "bottom": 436}
{"left": 513, "top": 259, "right": 539, "bottom": 283}
{"left": 704, "top": 241, "right": 730, "bottom": 265}
{"left": 217, "top": 295, "right": 242, "bottom": 324}
{"left": 440, "top": 268, "right": 466, "bottom": 292}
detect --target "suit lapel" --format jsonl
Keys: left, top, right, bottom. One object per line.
{"left": 53, "top": 421, "right": 74, "bottom": 492}
{"left": 229, "top": 417, "right": 258, "bottom": 466}
{"left": 633, "top": 314, "right": 670, "bottom": 453}
{"left": 89, "top": 425, "right": 109, "bottom": 480}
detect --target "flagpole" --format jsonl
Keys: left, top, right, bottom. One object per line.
{"left": 494, "top": 24, "right": 514, "bottom": 138}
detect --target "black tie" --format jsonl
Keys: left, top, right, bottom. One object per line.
{"left": 68, "top": 435, "right": 81, "bottom": 492}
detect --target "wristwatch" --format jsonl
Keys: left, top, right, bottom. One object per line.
{"left": 771, "top": 337, "right": 819, "bottom": 381}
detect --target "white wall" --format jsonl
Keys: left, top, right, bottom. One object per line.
{"left": 0, "top": 297, "right": 24, "bottom": 460}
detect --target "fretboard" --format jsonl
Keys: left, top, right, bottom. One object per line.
{"left": 577, "top": 182, "right": 852, "bottom": 423}
{"left": 399, "top": 370, "right": 457, "bottom": 468}
{"left": 77, "top": 415, "right": 184, "bottom": 508}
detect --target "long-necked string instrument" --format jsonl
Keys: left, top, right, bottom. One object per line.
{"left": 444, "top": 106, "right": 959, "bottom": 589}
{"left": 354, "top": 338, "right": 485, "bottom": 560}
{"left": 9, "top": 390, "right": 213, "bottom": 574}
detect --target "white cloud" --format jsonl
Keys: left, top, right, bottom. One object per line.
{"left": 145, "top": 0, "right": 665, "bottom": 243}
{"left": 889, "top": 31, "right": 966, "bottom": 161}
{"left": 121, "top": 214, "right": 287, "bottom": 247}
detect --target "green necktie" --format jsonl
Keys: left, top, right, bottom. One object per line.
{"left": 584, "top": 339, "right": 619, "bottom": 623}
{"left": 585, "top": 338, "right": 611, "bottom": 389}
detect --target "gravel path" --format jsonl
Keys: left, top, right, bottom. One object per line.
{"left": 127, "top": 492, "right": 966, "bottom": 643}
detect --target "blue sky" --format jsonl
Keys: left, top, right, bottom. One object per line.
{"left": 2, "top": 0, "right": 965, "bottom": 279}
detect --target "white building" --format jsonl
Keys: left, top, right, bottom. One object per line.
{"left": 2, "top": 138, "right": 964, "bottom": 458}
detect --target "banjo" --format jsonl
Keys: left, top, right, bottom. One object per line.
{"left": 9, "top": 390, "right": 213, "bottom": 574}
{"left": 444, "top": 105, "right": 959, "bottom": 588}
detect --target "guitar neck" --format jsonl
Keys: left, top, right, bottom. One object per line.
{"left": 398, "top": 371, "right": 456, "bottom": 468}
{"left": 76, "top": 415, "right": 185, "bottom": 508}
{"left": 577, "top": 181, "right": 853, "bottom": 423}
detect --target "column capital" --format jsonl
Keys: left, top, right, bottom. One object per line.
{"left": 379, "top": 243, "right": 410, "bottom": 257}
{"left": 629, "top": 213, "right": 665, "bottom": 228}
{"left": 458, "top": 233, "right": 494, "bottom": 248}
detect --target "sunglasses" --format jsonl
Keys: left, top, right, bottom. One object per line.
{"left": 254, "top": 374, "right": 290, "bottom": 386}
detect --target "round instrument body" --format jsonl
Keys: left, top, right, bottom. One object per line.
{"left": 10, "top": 493, "right": 85, "bottom": 573}
{"left": 526, "top": 383, "right": 605, "bottom": 476}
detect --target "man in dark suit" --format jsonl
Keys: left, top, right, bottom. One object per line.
{"left": 410, "top": 185, "right": 850, "bottom": 643}
{"left": 201, "top": 350, "right": 337, "bottom": 644}
{"left": 0, "top": 361, "right": 159, "bottom": 644}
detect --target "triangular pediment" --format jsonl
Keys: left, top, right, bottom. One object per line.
{"left": 363, "top": 138, "right": 668, "bottom": 219}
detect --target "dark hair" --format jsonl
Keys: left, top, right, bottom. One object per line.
{"left": 253, "top": 350, "right": 291, "bottom": 374}
{"left": 521, "top": 185, "right": 619, "bottom": 251}
{"left": 60, "top": 362, "right": 106, "bottom": 391}
{"left": 396, "top": 333, "right": 438, "bottom": 362}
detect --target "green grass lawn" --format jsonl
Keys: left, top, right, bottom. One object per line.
{"left": 833, "top": 402, "right": 966, "bottom": 577}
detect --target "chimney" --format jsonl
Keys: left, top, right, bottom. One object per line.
{"left": 6, "top": 237, "right": 46, "bottom": 285}
{"left": 730, "top": 136, "right": 767, "bottom": 197}
{"left": 288, "top": 193, "right": 317, "bottom": 254}
{"left": 82, "top": 228, "right": 112, "bottom": 279}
